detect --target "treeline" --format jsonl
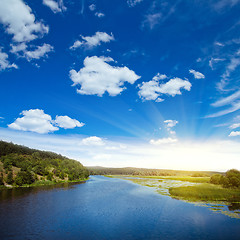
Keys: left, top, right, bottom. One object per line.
{"left": 87, "top": 166, "right": 215, "bottom": 177}
{"left": 0, "top": 141, "right": 89, "bottom": 187}
{"left": 210, "top": 169, "right": 240, "bottom": 188}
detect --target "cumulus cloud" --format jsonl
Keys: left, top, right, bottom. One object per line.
{"left": 127, "top": 0, "right": 143, "bottom": 7}
{"left": 70, "top": 32, "right": 114, "bottom": 50}
{"left": 8, "top": 109, "right": 58, "bottom": 134}
{"left": 69, "top": 56, "right": 140, "bottom": 96}
{"left": 8, "top": 109, "right": 84, "bottom": 134}
{"left": 150, "top": 137, "right": 178, "bottom": 145}
{"left": 229, "top": 131, "right": 240, "bottom": 137}
{"left": 189, "top": 69, "right": 205, "bottom": 79}
{"left": 0, "top": 48, "right": 18, "bottom": 71}
{"left": 55, "top": 115, "right": 84, "bottom": 129}
{"left": 0, "top": 0, "right": 49, "bottom": 43}
{"left": 43, "top": 0, "right": 66, "bottom": 13}
{"left": 138, "top": 73, "right": 191, "bottom": 102}
{"left": 81, "top": 136, "right": 105, "bottom": 146}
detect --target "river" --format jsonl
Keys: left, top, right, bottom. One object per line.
{"left": 0, "top": 176, "right": 239, "bottom": 240}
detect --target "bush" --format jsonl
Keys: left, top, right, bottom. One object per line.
{"left": 210, "top": 169, "right": 240, "bottom": 188}
{"left": 15, "top": 170, "right": 35, "bottom": 186}
{"left": 210, "top": 174, "right": 223, "bottom": 185}
{"left": 6, "top": 170, "right": 14, "bottom": 184}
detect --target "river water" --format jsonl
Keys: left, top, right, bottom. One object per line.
{"left": 0, "top": 176, "right": 239, "bottom": 240}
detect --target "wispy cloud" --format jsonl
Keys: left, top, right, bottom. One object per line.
{"left": 211, "top": 90, "right": 240, "bottom": 107}
{"left": 206, "top": 101, "right": 240, "bottom": 118}
{"left": 127, "top": 0, "right": 143, "bottom": 7}
{"left": 1, "top": 128, "right": 240, "bottom": 171}
{"left": 43, "top": 0, "right": 66, "bottom": 13}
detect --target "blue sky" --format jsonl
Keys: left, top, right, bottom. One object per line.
{"left": 0, "top": 0, "right": 240, "bottom": 171}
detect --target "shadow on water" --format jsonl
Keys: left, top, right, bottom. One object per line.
{"left": 0, "top": 181, "right": 85, "bottom": 202}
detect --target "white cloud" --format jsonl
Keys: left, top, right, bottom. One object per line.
{"left": 0, "top": 0, "right": 49, "bottom": 43}
{"left": 1, "top": 128, "right": 240, "bottom": 171}
{"left": 138, "top": 74, "right": 191, "bottom": 102}
{"left": 81, "top": 136, "right": 105, "bottom": 146}
{"left": 55, "top": 115, "right": 84, "bottom": 129}
{"left": 127, "top": 0, "right": 143, "bottom": 7}
{"left": 0, "top": 48, "right": 18, "bottom": 71}
{"left": 10, "top": 43, "right": 27, "bottom": 54}
{"left": 142, "top": 13, "right": 162, "bottom": 30}
{"left": 8, "top": 109, "right": 58, "bottom": 134}
{"left": 150, "top": 137, "right": 178, "bottom": 145}
{"left": 89, "top": 4, "right": 96, "bottom": 11}
{"left": 212, "top": 90, "right": 240, "bottom": 107}
{"left": 229, "top": 131, "right": 240, "bottom": 137}
{"left": 217, "top": 54, "right": 240, "bottom": 91}
{"left": 24, "top": 44, "right": 54, "bottom": 60}
{"left": 70, "top": 32, "right": 113, "bottom": 50}
{"left": 8, "top": 109, "right": 84, "bottom": 134}
{"left": 69, "top": 56, "right": 140, "bottom": 96}
{"left": 95, "top": 12, "right": 105, "bottom": 18}
{"left": 43, "top": 0, "right": 66, "bottom": 13}
{"left": 164, "top": 120, "right": 178, "bottom": 128}
{"left": 206, "top": 101, "right": 240, "bottom": 118}
{"left": 10, "top": 43, "right": 53, "bottom": 61}
{"left": 206, "top": 90, "right": 240, "bottom": 118}
{"left": 209, "top": 58, "right": 225, "bottom": 70}
{"left": 189, "top": 69, "right": 205, "bottom": 79}
{"left": 229, "top": 123, "right": 240, "bottom": 129}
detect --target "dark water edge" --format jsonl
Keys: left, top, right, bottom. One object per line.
{"left": 0, "top": 175, "right": 240, "bottom": 240}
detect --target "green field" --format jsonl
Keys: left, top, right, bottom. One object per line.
{"left": 169, "top": 184, "right": 240, "bottom": 202}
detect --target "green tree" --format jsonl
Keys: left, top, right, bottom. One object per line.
{"left": 210, "top": 174, "right": 223, "bottom": 185}
{"left": 6, "top": 170, "right": 14, "bottom": 185}
{"left": 15, "top": 170, "right": 35, "bottom": 186}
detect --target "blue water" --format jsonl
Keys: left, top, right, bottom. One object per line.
{"left": 0, "top": 176, "right": 239, "bottom": 240}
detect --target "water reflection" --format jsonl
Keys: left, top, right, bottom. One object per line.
{"left": 0, "top": 182, "right": 84, "bottom": 202}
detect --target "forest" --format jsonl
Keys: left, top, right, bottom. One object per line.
{"left": 87, "top": 166, "right": 218, "bottom": 177}
{"left": 0, "top": 141, "right": 89, "bottom": 187}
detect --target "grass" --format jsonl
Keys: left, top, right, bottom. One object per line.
{"left": 169, "top": 184, "right": 240, "bottom": 202}
{"left": 158, "top": 176, "right": 210, "bottom": 183}
{"left": 105, "top": 175, "right": 210, "bottom": 183}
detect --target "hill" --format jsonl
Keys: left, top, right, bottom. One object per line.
{"left": 0, "top": 140, "right": 89, "bottom": 187}
{"left": 87, "top": 166, "right": 220, "bottom": 177}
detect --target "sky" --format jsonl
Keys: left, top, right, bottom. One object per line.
{"left": 0, "top": 0, "right": 240, "bottom": 171}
